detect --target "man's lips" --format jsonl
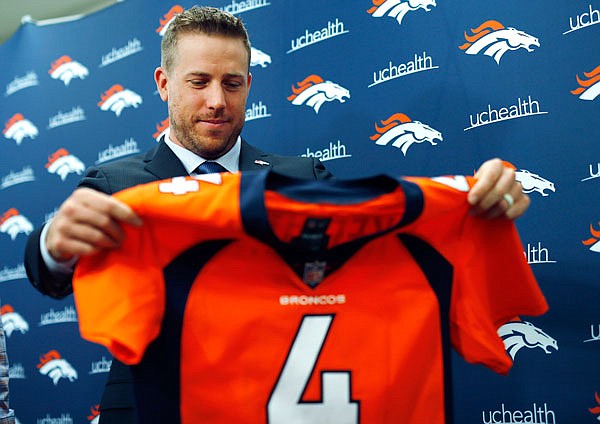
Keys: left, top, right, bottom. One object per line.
{"left": 198, "top": 118, "right": 229, "bottom": 127}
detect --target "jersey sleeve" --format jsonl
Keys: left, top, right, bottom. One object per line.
{"left": 450, "top": 213, "right": 548, "bottom": 374}
{"left": 72, "top": 174, "right": 244, "bottom": 365}
{"left": 408, "top": 177, "right": 548, "bottom": 375}
{"left": 73, "top": 222, "right": 165, "bottom": 365}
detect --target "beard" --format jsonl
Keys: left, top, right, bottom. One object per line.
{"left": 169, "top": 111, "right": 243, "bottom": 160}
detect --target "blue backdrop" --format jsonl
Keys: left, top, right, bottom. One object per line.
{"left": 1, "top": 1, "right": 599, "bottom": 422}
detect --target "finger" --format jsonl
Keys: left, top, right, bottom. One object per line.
{"left": 46, "top": 189, "right": 141, "bottom": 261}
{"left": 73, "top": 188, "right": 142, "bottom": 227}
{"left": 467, "top": 158, "right": 504, "bottom": 206}
{"left": 56, "top": 214, "right": 126, "bottom": 248}
{"left": 470, "top": 168, "right": 515, "bottom": 216}
{"left": 504, "top": 188, "right": 530, "bottom": 220}
{"left": 483, "top": 179, "right": 528, "bottom": 220}
{"left": 48, "top": 223, "right": 119, "bottom": 259}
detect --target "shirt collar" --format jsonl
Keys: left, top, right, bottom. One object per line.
{"left": 162, "top": 132, "right": 241, "bottom": 174}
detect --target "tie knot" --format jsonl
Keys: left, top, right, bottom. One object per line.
{"left": 196, "top": 161, "right": 228, "bottom": 175}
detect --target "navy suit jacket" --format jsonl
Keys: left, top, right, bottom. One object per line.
{"left": 24, "top": 138, "right": 332, "bottom": 422}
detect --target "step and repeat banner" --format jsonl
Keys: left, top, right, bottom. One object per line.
{"left": 0, "top": 0, "right": 599, "bottom": 422}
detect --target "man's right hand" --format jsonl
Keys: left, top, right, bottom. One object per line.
{"left": 46, "top": 188, "right": 142, "bottom": 262}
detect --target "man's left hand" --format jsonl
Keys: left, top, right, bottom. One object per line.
{"left": 467, "top": 158, "right": 530, "bottom": 220}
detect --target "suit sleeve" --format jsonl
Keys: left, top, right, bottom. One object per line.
{"left": 23, "top": 167, "right": 113, "bottom": 299}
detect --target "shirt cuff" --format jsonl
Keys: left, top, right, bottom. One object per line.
{"left": 40, "top": 220, "right": 78, "bottom": 274}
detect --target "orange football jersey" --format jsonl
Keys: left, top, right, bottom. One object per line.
{"left": 73, "top": 171, "right": 548, "bottom": 424}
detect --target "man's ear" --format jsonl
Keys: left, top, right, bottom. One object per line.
{"left": 154, "top": 67, "right": 168, "bottom": 102}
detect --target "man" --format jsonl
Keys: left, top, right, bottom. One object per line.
{"left": 24, "top": 6, "right": 528, "bottom": 423}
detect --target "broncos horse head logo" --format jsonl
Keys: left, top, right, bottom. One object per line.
{"left": 514, "top": 169, "right": 555, "bottom": 197}
{"left": 287, "top": 75, "right": 350, "bottom": 114}
{"left": 459, "top": 20, "right": 540, "bottom": 64}
{"left": 370, "top": 112, "right": 442, "bottom": 155}
{"left": 37, "top": 350, "right": 78, "bottom": 385}
{"left": 367, "top": 0, "right": 436, "bottom": 25}
{"left": 571, "top": 65, "right": 600, "bottom": 101}
{"left": 48, "top": 55, "right": 89, "bottom": 86}
{"left": 0, "top": 208, "right": 33, "bottom": 241}
{"left": 583, "top": 222, "right": 600, "bottom": 253}
{"left": 3, "top": 113, "right": 38, "bottom": 145}
{"left": 98, "top": 84, "right": 143, "bottom": 117}
{"left": 45, "top": 148, "right": 85, "bottom": 181}
{"left": 497, "top": 320, "right": 558, "bottom": 360}
{"left": 0, "top": 305, "right": 29, "bottom": 337}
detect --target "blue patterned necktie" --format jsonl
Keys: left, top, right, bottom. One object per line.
{"left": 196, "top": 161, "right": 228, "bottom": 175}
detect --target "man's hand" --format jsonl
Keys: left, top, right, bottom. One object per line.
{"left": 46, "top": 188, "right": 142, "bottom": 262}
{"left": 467, "top": 158, "right": 530, "bottom": 220}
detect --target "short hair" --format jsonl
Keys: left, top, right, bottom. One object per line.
{"left": 161, "top": 6, "right": 251, "bottom": 73}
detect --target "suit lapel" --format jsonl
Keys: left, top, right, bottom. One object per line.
{"left": 239, "top": 139, "right": 274, "bottom": 172}
{"left": 144, "top": 139, "right": 188, "bottom": 179}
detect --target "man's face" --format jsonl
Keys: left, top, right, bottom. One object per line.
{"left": 155, "top": 33, "right": 252, "bottom": 159}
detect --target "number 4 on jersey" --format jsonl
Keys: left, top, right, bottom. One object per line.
{"left": 268, "top": 314, "right": 360, "bottom": 423}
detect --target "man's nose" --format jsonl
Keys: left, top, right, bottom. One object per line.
{"left": 206, "top": 84, "right": 226, "bottom": 109}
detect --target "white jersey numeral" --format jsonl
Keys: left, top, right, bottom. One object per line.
{"left": 267, "top": 315, "right": 359, "bottom": 423}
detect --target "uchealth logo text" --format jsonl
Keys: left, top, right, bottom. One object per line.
{"left": 481, "top": 403, "right": 556, "bottom": 424}
{"left": 36, "top": 413, "right": 73, "bottom": 424}
{"left": 5, "top": 71, "right": 39, "bottom": 96}
{"left": 39, "top": 305, "right": 78, "bottom": 326}
{"left": 582, "top": 163, "right": 600, "bottom": 182}
{"left": 219, "top": 0, "right": 270, "bottom": 15}
{"left": 246, "top": 101, "right": 271, "bottom": 122}
{"left": 46, "top": 148, "right": 85, "bottom": 181}
{"left": 369, "top": 51, "right": 438, "bottom": 88}
{"left": 584, "top": 324, "right": 600, "bottom": 343}
{"left": 9, "top": 363, "right": 26, "bottom": 380}
{"left": 571, "top": 64, "right": 600, "bottom": 101}
{"left": 287, "top": 75, "right": 350, "bottom": 113}
{"left": 464, "top": 95, "right": 547, "bottom": 131}
{"left": 156, "top": 5, "right": 183, "bottom": 36}
{"left": 370, "top": 112, "right": 442, "bottom": 155}
{"left": 89, "top": 356, "right": 112, "bottom": 375}
{"left": 1, "top": 166, "right": 35, "bottom": 190}
{"left": 0, "top": 263, "right": 27, "bottom": 283}
{"left": 98, "top": 84, "right": 142, "bottom": 117}
{"left": 301, "top": 140, "right": 352, "bottom": 162}
{"left": 96, "top": 138, "right": 140, "bottom": 164}
{"left": 582, "top": 221, "right": 600, "bottom": 252}
{"left": 100, "top": 38, "right": 143, "bottom": 67}
{"left": 37, "top": 350, "right": 78, "bottom": 385}
{"left": 287, "top": 18, "right": 348, "bottom": 54}
{"left": 1, "top": 304, "right": 29, "bottom": 337}
{"left": 564, "top": 4, "right": 600, "bottom": 35}
{"left": 497, "top": 319, "right": 558, "bottom": 360}
{"left": 48, "top": 106, "right": 86, "bottom": 129}
{"left": 459, "top": 20, "right": 539, "bottom": 64}
{"left": 3, "top": 113, "right": 38, "bottom": 145}
{"left": 0, "top": 208, "right": 33, "bottom": 240}
{"left": 367, "top": 0, "right": 436, "bottom": 26}
{"left": 48, "top": 55, "right": 89, "bottom": 86}
{"left": 524, "top": 242, "right": 556, "bottom": 265}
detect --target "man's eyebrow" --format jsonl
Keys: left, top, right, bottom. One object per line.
{"left": 185, "top": 71, "right": 245, "bottom": 78}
